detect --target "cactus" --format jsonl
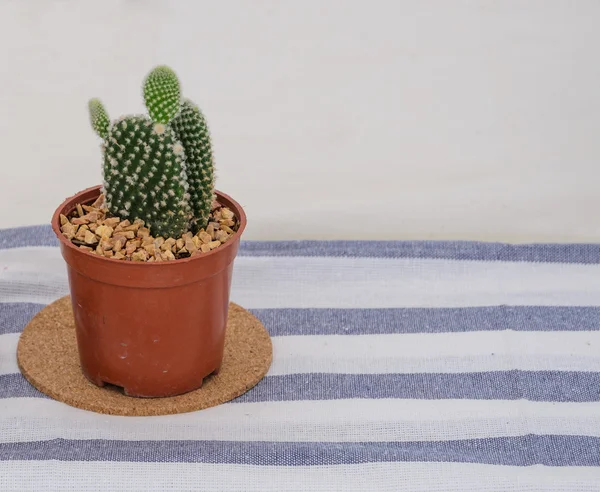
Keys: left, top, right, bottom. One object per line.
{"left": 88, "top": 99, "right": 110, "bottom": 139}
{"left": 171, "top": 99, "right": 215, "bottom": 231}
{"left": 88, "top": 66, "right": 216, "bottom": 238}
{"left": 101, "top": 115, "right": 191, "bottom": 238}
{"left": 142, "top": 65, "right": 181, "bottom": 124}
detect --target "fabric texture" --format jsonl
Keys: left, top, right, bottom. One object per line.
{"left": 0, "top": 225, "right": 599, "bottom": 491}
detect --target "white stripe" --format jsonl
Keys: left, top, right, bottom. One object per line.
{"left": 1, "top": 397, "right": 600, "bottom": 444}
{"left": 1, "top": 460, "right": 599, "bottom": 492}
{"left": 3, "top": 330, "right": 600, "bottom": 377}
{"left": 0, "top": 247, "right": 68, "bottom": 304}
{"left": 269, "top": 330, "right": 600, "bottom": 374}
{"left": 2, "top": 247, "right": 600, "bottom": 307}
{"left": 0, "top": 333, "right": 18, "bottom": 375}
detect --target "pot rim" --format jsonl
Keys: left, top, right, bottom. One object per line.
{"left": 51, "top": 185, "right": 247, "bottom": 267}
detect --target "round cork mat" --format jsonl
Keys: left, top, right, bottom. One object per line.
{"left": 17, "top": 296, "right": 272, "bottom": 416}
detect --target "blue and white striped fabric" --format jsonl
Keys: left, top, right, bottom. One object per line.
{"left": 1, "top": 225, "right": 600, "bottom": 491}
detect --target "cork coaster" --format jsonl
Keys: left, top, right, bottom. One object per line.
{"left": 17, "top": 296, "right": 272, "bottom": 416}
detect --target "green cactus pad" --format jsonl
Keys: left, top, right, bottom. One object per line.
{"left": 103, "top": 115, "right": 191, "bottom": 237}
{"left": 143, "top": 66, "right": 181, "bottom": 124}
{"left": 171, "top": 99, "right": 215, "bottom": 231}
{"left": 88, "top": 99, "right": 110, "bottom": 139}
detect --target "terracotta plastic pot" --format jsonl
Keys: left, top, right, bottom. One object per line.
{"left": 51, "top": 185, "right": 247, "bottom": 397}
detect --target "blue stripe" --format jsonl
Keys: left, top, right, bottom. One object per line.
{"left": 3, "top": 303, "right": 600, "bottom": 336}
{"left": 251, "top": 306, "right": 600, "bottom": 336}
{"left": 3, "top": 371, "right": 600, "bottom": 403}
{"left": 240, "top": 240, "right": 600, "bottom": 263}
{"left": 0, "top": 303, "right": 45, "bottom": 335}
{"left": 0, "top": 225, "right": 57, "bottom": 250}
{"left": 235, "top": 372, "right": 600, "bottom": 403}
{"left": 0, "top": 436, "right": 598, "bottom": 466}
{"left": 0, "top": 374, "right": 47, "bottom": 399}
{"left": 2, "top": 225, "right": 600, "bottom": 264}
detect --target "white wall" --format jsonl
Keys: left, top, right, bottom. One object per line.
{"left": 1, "top": 1, "right": 598, "bottom": 242}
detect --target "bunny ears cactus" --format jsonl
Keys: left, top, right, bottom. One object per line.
{"left": 88, "top": 66, "right": 215, "bottom": 238}
{"left": 88, "top": 98, "right": 110, "bottom": 139}
{"left": 143, "top": 65, "right": 182, "bottom": 124}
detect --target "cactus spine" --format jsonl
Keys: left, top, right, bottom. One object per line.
{"left": 88, "top": 66, "right": 216, "bottom": 238}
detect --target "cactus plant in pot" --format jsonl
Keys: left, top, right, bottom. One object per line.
{"left": 50, "top": 66, "right": 247, "bottom": 398}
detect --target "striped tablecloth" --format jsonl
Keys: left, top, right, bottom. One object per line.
{"left": 1, "top": 226, "right": 600, "bottom": 491}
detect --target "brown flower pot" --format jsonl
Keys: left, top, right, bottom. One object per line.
{"left": 50, "top": 185, "right": 247, "bottom": 398}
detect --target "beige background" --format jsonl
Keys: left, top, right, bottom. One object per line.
{"left": 0, "top": 1, "right": 598, "bottom": 241}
